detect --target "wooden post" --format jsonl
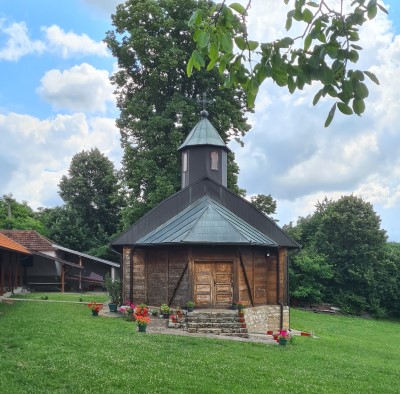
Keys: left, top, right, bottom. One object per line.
{"left": 0, "top": 254, "right": 4, "bottom": 295}
{"left": 14, "top": 255, "right": 19, "bottom": 288}
{"left": 8, "top": 256, "right": 12, "bottom": 291}
{"left": 79, "top": 256, "right": 83, "bottom": 291}
{"left": 61, "top": 264, "right": 65, "bottom": 293}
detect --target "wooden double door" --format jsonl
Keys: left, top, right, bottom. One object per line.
{"left": 194, "top": 262, "right": 233, "bottom": 308}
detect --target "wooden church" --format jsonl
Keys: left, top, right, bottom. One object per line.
{"left": 112, "top": 110, "right": 299, "bottom": 331}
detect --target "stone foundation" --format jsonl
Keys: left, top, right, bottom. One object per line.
{"left": 243, "top": 305, "right": 289, "bottom": 333}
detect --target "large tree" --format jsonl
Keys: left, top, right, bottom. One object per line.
{"left": 54, "top": 148, "right": 123, "bottom": 259}
{"left": 105, "top": 0, "right": 250, "bottom": 227}
{"left": 286, "top": 195, "right": 392, "bottom": 315}
{"left": 188, "top": 0, "right": 387, "bottom": 126}
{"left": 0, "top": 194, "right": 48, "bottom": 235}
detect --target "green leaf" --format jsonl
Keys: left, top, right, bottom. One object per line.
{"left": 288, "top": 76, "right": 296, "bottom": 93}
{"left": 206, "top": 57, "right": 218, "bottom": 71}
{"left": 186, "top": 56, "right": 194, "bottom": 77}
{"left": 197, "top": 31, "right": 210, "bottom": 49}
{"left": 247, "top": 40, "right": 259, "bottom": 51}
{"left": 229, "top": 2, "right": 247, "bottom": 16}
{"left": 192, "top": 50, "right": 205, "bottom": 70}
{"left": 286, "top": 12, "right": 293, "bottom": 31}
{"left": 325, "top": 103, "right": 337, "bottom": 127}
{"left": 221, "top": 32, "right": 233, "bottom": 53}
{"left": 235, "top": 36, "right": 246, "bottom": 51}
{"left": 313, "top": 89, "right": 323, "bottom": 105}
{"left": 350, "top": 44, "right": 363, "bottom": 50}
{"left": 307, "top": 2, "right": 319, "bottom": 7}
{"left": 367, "top": 3, "right": 378, "bottom": 19}
{"left": 272, "top": 66, "right": 288, "bottom": 86}
{"left": 209, "top": 41, "right": 219, "bottom": 60}
{"left": 279, "top": 37, "right": 294, "bottom": 48}
{"left": 338, "top": 102, "right": 353, "bottom": 115}
{"left": 321, "top": 67, "right": 334, "bottom": 85}
{"left": 378, "top": 4, "right": 388, "bottom": 14}
{"left": 304, "top": 34, "right": 312, "bottom": 51}
{"left": 303, "top": 8, "right": 314, "bottom": 23}
{"left": 353, "top": 98, "right": 366, "bottom": 115}
{"left": 364, "top": 71, "right": 380, "bottom": 85}
{"left": 355, "top": 82, "right": 369, "bottom": 99}
{"left": 348, "top": 50, "right": 360, "bottom": 63}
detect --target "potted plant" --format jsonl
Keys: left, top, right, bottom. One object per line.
{"left": 104, "top": 273, "right": 121, "bottom": 312}
{"left": 150, "top": 308, "right": 159, "bottom": 316}
{"left": 88, "top": 301, "right": 102, "bottom": 316}
{"left": 120, "top": 302, "right": 136, "bottom": 321}
{"left": 277, "top": 330, "right": 291, "bottom": 346}
{"left": 186, "top": 300, "right": 195, "bottom": 312}
{"left": 237, "top": 301, "right": 245, "bottom": 311}
{"left": 170, "top": 314, "right": 178, "bottom": 323}
{"left": 136, "top": 316, "right": 151, "bottom": 332}
{"left": 160, "top": 304, "right": 170, "bottom": 318}
{"left": 135, "top": 304, "right": 149, "bottom": 318}
{"left": 231, "top": 301, "right": 238, "bottom": 310}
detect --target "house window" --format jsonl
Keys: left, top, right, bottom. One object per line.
{"left": 211, "top": 151, "right": 219, "bottom": 170}
{"left": 183, "top": 152, "right": 188, "bottom": 172}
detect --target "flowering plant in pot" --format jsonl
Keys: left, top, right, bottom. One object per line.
{"left": 120, "top": 302, "right": 136, "bottom": 320}
{"left": 277, "top": 330, "right": 291, "bottom": 345}
{"left": 136, "top": 316, "right": 151, "bottom": 332}
{"left": 88, "top": 302, "right": 102, "bottom": 316}
{"left": 135, "top": 304, "right": 149, "bottom": 318}
{"left": 236, "top": 301, "right": 245, "bottom": 311}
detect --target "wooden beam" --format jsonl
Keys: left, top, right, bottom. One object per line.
{"left": 168, "top": 261, "right": 189, "bottom": 306}
{"left": 0, "top": 254, "right": 4, "bottom": 295}
{"left": 61, "top": 264, "right": 65, "bottom": 293}
{"left": 14, "top": 255, "right": 18, "bottom": 288}
{"left": 79, "top": 256, "right": 83, "bottom": 291}
{"left": 238, "top": 249, "right": 254, "bottom": 307}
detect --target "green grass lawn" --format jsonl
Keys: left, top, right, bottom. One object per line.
{"left": 0, "top": 300, "right": 399, "bottom": 394}
{"left": 10, "top": 291, "right": 109, "bottom": 303}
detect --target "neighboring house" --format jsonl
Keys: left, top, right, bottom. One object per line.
{"left": 0, "top": 230, "right": 119, "bottom": 292}
{"left": 111, "top": 111, "right": 300, "bottom": 331}
{"left": 0, "top": 233, "right": 31, "bottom": 295}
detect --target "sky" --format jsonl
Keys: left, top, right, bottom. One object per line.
{"left": 1, "top": 0, "right": 400, "bottom": 241}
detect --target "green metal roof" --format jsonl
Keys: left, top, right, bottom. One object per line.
{"left": 178, "top": 115, "right": 230, "bottom": 152}
{"left": 136, "top": 196, "right": 278, "bottom": 246}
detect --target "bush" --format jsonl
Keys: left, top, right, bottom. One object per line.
{"left": 104, "top": 273, "right": 122, "bottom": 305}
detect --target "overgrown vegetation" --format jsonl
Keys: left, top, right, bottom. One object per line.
{"left": 285, "top": 195, "right": 400, "bottom": 318}
{"left": 0, "top": 301, "right": 399, "bottom": 393}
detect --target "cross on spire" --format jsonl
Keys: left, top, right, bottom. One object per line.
{"left": 198, "top": 93, "right": 212, "bottom": 117}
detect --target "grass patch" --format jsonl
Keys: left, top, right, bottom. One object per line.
{"left": 0, "top": 303, "right": 399, "bottom": 393}
{"left": 10, "top": 292, "right": 109, "bottom": 303}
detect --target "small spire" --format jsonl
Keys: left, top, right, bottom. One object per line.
{"left": 198, "top": 93, "right": 212, "bottom": 117}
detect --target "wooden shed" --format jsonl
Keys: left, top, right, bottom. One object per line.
{"left": 112, "top": 111, "right": 299, "bottom": 330}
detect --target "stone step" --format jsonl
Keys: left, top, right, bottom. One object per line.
{"left": 187, "top": 322, "right": 241, "bottom": 329}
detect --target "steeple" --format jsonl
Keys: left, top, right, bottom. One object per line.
{"left": 178, "top": 110, "right": 230, "bottom": 189}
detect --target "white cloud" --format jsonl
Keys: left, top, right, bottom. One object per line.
{"left": 37, "top": 63, "right": 115, "bottom": 113}
{"left": 0, "top": 19, "right": 45, "bottom": 61}
{"left": 41, "top": 25, "right": 109, "bottom": 58}
{"left": 0, "top": 112, "right": 122, "bottom": 209}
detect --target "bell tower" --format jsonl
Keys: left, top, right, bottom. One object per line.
{"left": 178, "top": 110, "right": 230, "bottom": 189}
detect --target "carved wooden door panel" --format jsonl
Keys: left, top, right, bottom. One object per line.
{"left": 194, "top": 262, "right": 232, "bottom": 307}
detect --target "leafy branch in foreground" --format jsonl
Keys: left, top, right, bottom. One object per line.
{"left": 187, "top": 0, "right": 387, "bottom": 126}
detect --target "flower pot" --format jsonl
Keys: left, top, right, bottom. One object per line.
{"left": 241, "top": 323, "right": 246, "bottom": 328}
{"left": 163, "top": 313, "right": 170, "bottom": 319}
{"left": 92, "top": 310, "right": 99, "bottom": 316}
{"left": 267, "top": 330, "right": 273, "bottom": 335}
{"left": 279, "top": 338, "right": 288, "bottom": 346}
{"left": 231, "top": 305, "right": 238, "bottom": 310}
{"left": 108, "top": 303, "right": 118, "bottom": 313}
{"left": 138, "top": 324, "right": 147, "bottom": 333}
{"left": 172, "top": 318, "right": 178, "bottom": 323}
{"left": 239, "top": 318, "right": 245, "bottom": 323}
{"left": 187, "top": 307, "right": 194, "bottom": 312}
{"left": 301, "top": 332, "right": 311, "bottom": 337}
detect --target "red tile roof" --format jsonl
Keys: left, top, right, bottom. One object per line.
{"left": 0, "top": 230, "right": 54, "bottom": 252}
{"left": 0, "top": 233, "right": 31, "bottom": 254}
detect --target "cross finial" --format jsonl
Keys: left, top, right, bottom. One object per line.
{"left": 198, "top": 93, "right": 212, "bottom": 117}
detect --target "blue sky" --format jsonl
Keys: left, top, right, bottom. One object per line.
{"left": 1, "top": 1, "right": 400, "bottom": 241}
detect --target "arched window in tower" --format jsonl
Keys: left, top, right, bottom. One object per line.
{"left": 183, "top": 152, "right": 188, "bottom": 172}
{"left": 211, "top": 151, "right": 219, "bottom": 171}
